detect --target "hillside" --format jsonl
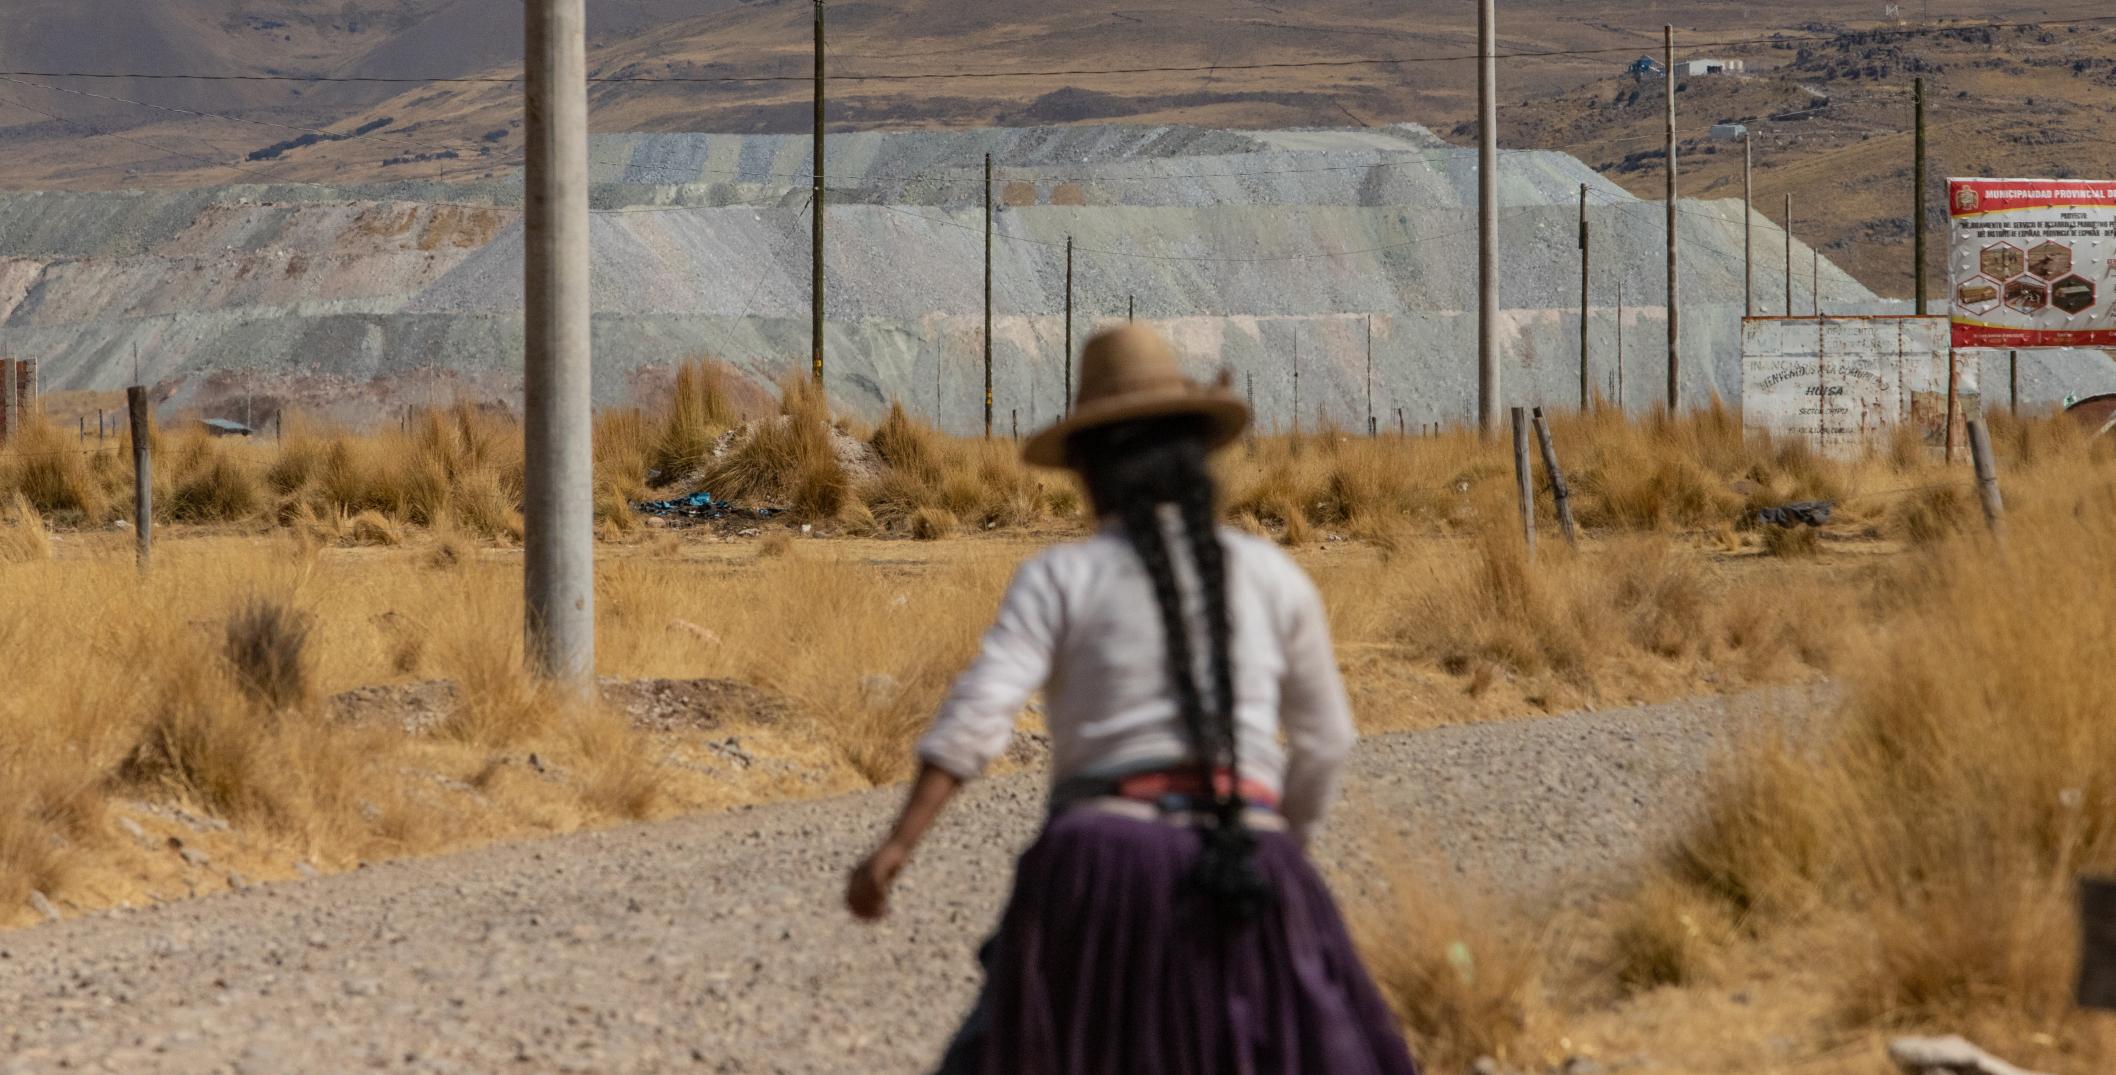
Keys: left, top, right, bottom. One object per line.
{"left": 1501, "top": 17, "right": 2116, "bottom": 300}
{"left": 0, "top": 2, "right": 2108, "bottom": 299}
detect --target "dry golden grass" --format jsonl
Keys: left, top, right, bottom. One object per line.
{"left": 1355, "top": 865, "right": 1544, "bottom": 1072}
{"left": 1333, "top": 422, "right": 2116, "bottom": 1073}
{"left": 0, "top": 373, "right": 2020, "bottom": 554}
{"left": 0, "top": 493, "right": 52, "bottom": 563}
{"left": 8, "top": 379, "right": 2116, "bottom": 1075}
{"left": 1635, "top": 448, "right": 2116, "bottom": 1050}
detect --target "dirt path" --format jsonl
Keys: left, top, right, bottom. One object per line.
{"left": 0, "top": 690, "right": 1808, "bottom": 1075}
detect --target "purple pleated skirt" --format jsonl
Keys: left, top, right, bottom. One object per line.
{"left": 936, "top": 806, "right": 1421, "bottom": 1075}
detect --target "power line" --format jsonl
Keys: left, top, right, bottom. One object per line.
{"left": 0, "top": 14, "right": 2108, "bottom": 87}
{"left": 875, "top": 201, "right": 1530, "bottom": 264}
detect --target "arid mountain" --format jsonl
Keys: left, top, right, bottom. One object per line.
{"left": 0, "top": 2, "right": 2102, "bottom": 296}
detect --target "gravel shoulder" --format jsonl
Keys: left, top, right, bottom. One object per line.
{"left": 0, "top": 688, "right": 1814, "bottom": 1075}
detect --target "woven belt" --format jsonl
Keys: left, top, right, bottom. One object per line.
{"left": 1077, "top": 796, "right": 1291, "bottom": 832}
{"left": 1113, "top": 767, "right": 1280, "bottom": 811}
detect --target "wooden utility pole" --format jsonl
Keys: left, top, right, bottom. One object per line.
{"left": 1477, "top": 0, "right": 1501, "bottom": 435}
{"left": 1913, "top": 76, "right": 1927, "bottom": 316}
{"left": 1663, "top": 25, "right": 1680, "bottom": 413}
{"left": 1292, "top": 334, "right": 1301, "bottom": 438}
{"left": 1366, "top": 314, "right": 1375, "bottom": 436}
{"left": 1743, "top": 132, "right": 1754, "bottom": 317}
{"left": 1784, "top": 193, "right": 1795, "bottom": 317}
{"left": 810, "top": 0, "right": 826, "bottom": 385}
{"left": 523, "top": 0, "right": 596, "bottom": 687}
{"left": 1063, "top": 236, "right": 1074, "bottom": 416}
{"left": 1945, "top": 348, "right": 1959, "bottom": 463}
{"left": 1127, "top": 295, "right": 1134, "bottom": 323}
{"left": 1532, "top": 407, "right": 1578, "bottom": 546}
{"left": 1616, "top": 276, "right": 1625, "bottom": 410}
{"left": 127, "top": 385, "right": 151, "bottom": 571}
{"left": 1967, "top": 418, "right": 2004, "bottom": 538}
{"left": 983, "top": 152, "right": 993, "bottom": 439}
{"left": 1578, "top": 182, "right": 1591, "bottom": 410}
{"left": 1511, "top": 407, "right": 1536, "bottom": 557}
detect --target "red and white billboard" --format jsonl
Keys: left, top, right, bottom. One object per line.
{"left": 1950, "top": 178, "right": 2116, "bottom": 349}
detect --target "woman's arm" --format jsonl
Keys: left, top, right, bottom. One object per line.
{"left": 1276, "top": 567, "right": 1357, "bottom": 847}
{"left": 846, "top": 556, "right": 1064, "bottom": 920}
{"left": 846, "top": 763, "right": 964, "bottom": 920}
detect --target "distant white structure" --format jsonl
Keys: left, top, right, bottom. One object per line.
{"left": 1710, "top": 123, "right": 1749, "bottom": 141}
{"left": 1675, "top": 58, "right": 1745, "bottom": 76}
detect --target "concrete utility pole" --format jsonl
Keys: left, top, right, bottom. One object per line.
{"left": 1913, "top": 75, "right": 1928, "bottom": 315}
{"left": 983, "top": 152, "right": 993, "bottom": 439}
{"left": 811, "top": 0, "right": 826, "bottom": 385}
{"left": 1578, "top": 182, "right": 1591, "bottom": 410}
{"left": 522, "top": 0, "right": 595, "bottom": 689}
{"left": 1743, "top": 131, "right": 1754, "bottom": 318}
{"left": 1063, "top": 236, "right": 1073, "bottom": 416}
{"left": 1663, "top": 24, "right": 1679, "bottom": 412}
{"left": 1477, "top": 0, "right": 1501, "bottom": 435}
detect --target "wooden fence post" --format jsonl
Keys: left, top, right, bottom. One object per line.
{"left": 2081, "top": 877, "right": 2116, "bottom": 1009}
{"left": 1967, "top": 418, "right": 2004, "bottom": 539}
{"left": 1511, "top": 407, "right": 1536, "bottom": 558}
{"left": 127, "top": 385, "right": 152, "bottom": 571}
{"left": 1531, "top": 406, "right": 1579, "bottom": 546}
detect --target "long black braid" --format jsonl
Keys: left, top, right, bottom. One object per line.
{"left": 1070, "top": 415, "right": 1275, "bottom": 922}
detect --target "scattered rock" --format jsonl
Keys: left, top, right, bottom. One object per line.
{"left": 1888, "top": 1036, "right": 2049, "bottom": 1075}
{"left": 858, "top": 674, "right": 901, "bottom": 706}
{"left": 708, "top": 738, "right": 756, "bottom": 769}
{"left": 342, "top": 977, "right": 381, "bottom": 998}
{"left": 330, "top": 676, "right": 788, "bottom": 734}
{"left": 177, "top": 846, "right": 211, "bottom": 869}
{"left": 115, "top": 817, "right": 147, "bottom": 843}
{"left": 668, "top": 619, "right": 720, "bottom": 645}
{"left": 295, "top": 862, "right": 322, "bottom": 881}
{"left": 225, "top": 871, "right": 250, "bottom": 890}
{"left": 26, "top": 891, "right": 59, "bottom": 923}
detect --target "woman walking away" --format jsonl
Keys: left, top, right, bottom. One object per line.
{"left": 846, "top": 325, "right": 1419, "bottom": 1075}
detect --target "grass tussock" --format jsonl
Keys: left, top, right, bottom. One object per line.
{"left": 0, "top": 493, "right": 53, "bottom": 563}
{"left": 1625, "top": 449, "right": 2116, "bottom": 1049}
{"left": 1355, "top": 869, "right": 1541, "bottom": 1072}
{"left": 9, "top": 375, "right": 2073, "bottom": 550}
{"left": 649, "top": 358, "right": 743, "bottom": 481}
{"left": 1355, "top": 497, "right": 1841, "bottom": 709}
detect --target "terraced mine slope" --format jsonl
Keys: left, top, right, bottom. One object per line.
{"left": 39, "top": 122, "right": 2072, "bottom": 430}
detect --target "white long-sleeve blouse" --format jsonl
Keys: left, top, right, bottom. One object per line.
{"left": 914, "top": 521, "right": 1358, "bottom": 841}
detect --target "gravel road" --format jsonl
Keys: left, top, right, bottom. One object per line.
{"left": 0, "top": 689, "right": 1808, "bottom": 1075}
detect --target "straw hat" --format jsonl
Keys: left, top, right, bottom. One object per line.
{"left": 1022, "top": 324, "right": 1251, "bottom": 469}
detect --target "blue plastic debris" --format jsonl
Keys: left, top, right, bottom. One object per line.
{"left": 633, "top": 492, "right": 779, "bottom": 521}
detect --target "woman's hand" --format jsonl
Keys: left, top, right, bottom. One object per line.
{"left": 846, "top": 764, "right": 963, "bottom": 921}
{"left": 846, "top": 842, "right": 911, "bottom": 921}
